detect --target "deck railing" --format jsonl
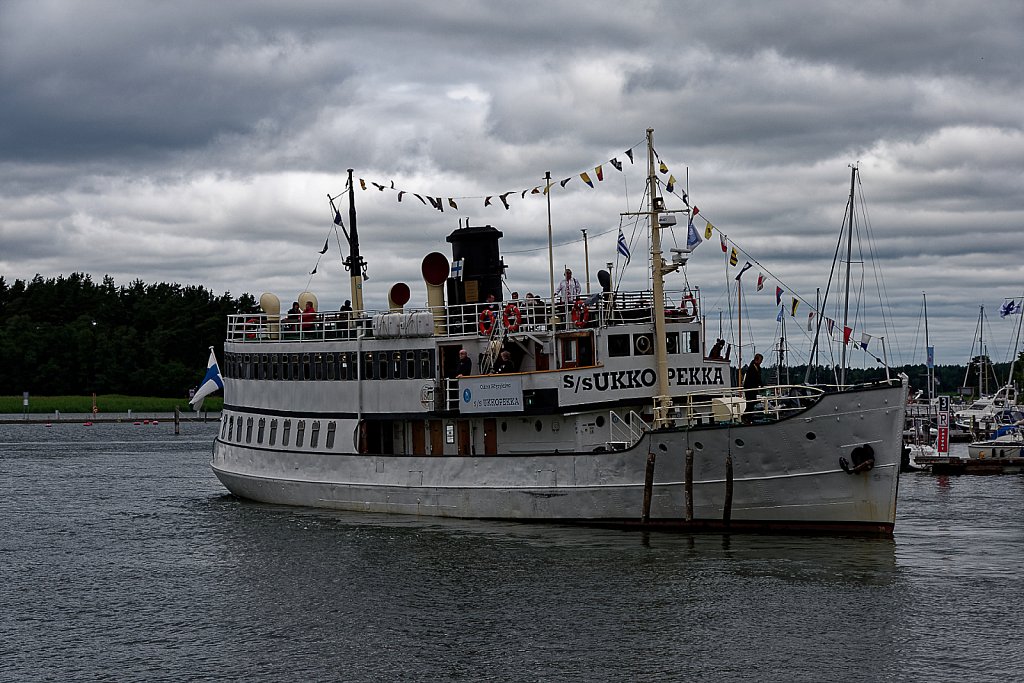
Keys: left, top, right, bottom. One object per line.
{"left": 226, "top": 289, "right": 702, "bottom": 343}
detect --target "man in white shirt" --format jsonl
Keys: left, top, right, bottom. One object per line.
{"left": 554, "top": 268, "right": 581, "bottom": 303}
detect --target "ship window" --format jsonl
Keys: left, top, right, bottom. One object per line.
{"left": 269, "top": 419, "right": 278, "bottom": 446}
{"left": 535, "top": 420, "right": 543, "bottom": 432}
{"left": 734, "top": 438, "right": 745, "bottom": 447}
{"left": 405, "top": 351, "right": 416, "bottom": 379}
{"left": 596, "top": 415, "right": 605, "bottom": 428}
{"left": 633, "top": 333, "right": 654, "bottom": 356}
{"left": 694, "top": 441, "right": 704, "bottom": 450}
{"left": 393, "top": 352, "right": 403, "bottom": 379}
{"left": 245, "top": 417, "right": 253, "bottom": 443}
{"left": 221, "top": 416, "right": 229, "bottom": 439}
{"left": 501, "top": 421, "right": 508, "bottom": 432}
{"left": 270, "top": 354, "right": 279, "bottom": 380}
{"left": 302, "top": 354, "right": 312, "bottom": 380}
{"left": 363, "top": 352, "right": 375, "bottom": 379}
{"left": 665, "top": 332, "right": 679, "bottom": 355}
{"left": 377, "top": 351, "right": 389, "bottom": 379}
{"left": 280, "top": 355, "right": 290, "bottom": 381}
{"left": 281, "top": 420, "right": 291, "bottom": 447}
{"left": 290, "top": 354, "right": 301, "bottom": 381}
{"left": 689, "top": 331, "right": 700, "bottom": 354}
{"left": 806, "top": 432, "right": 816, "bottom": 440}
{"left": 296, "top": 420, "right": 306, "bottom": 447}
{"left": 257, "top": 417, "right": 265, "bottom": 444}
{"left": 261, "top": 354, "right": 270, "bottom": 380}
{"left": 608, "top": 334, "right": 630, "bottom": 357}
{"left": 326, "top": 353, "right": 336, "bottom": 380}
{"left": 310, "top": 420, "right": 321, "bottom": 448}
{"left": 228, "top": 415, "right": 234, "bottom": 441}
{"left": 314, "top": 353, "right": 325, "bottom": 381}
{"left": 241, "top": 354, "right": 251, "bottom": 379}
{"left": 326, "top": 421, "right": 337, "bottom": 449}
{"left": 420, "top": 350, "right": 432, "bottom": 379}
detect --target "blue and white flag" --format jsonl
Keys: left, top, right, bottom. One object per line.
{"left": 189, "top": 347, "right": 224, "bottom": 409}
{"left": 776, "top": 307, "right": 784, "bottom": 322}
{"left": 686, "top": 218, "right": 703, "bottom": 250}
{"left": 999, "top": 299, "right": 1022, "bottom": 318}
{"left": 451, "top": 258, "right": 464, "bottom": 280}
{"left": 617, "top": 229, "right": 631, "bottom": 262}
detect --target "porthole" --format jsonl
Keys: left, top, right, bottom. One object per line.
{"left": 501, "top": 422, "right": 508, "bottom": 432}
{"left": 658, "top": 443, "right": 668, "bottom": 452}
{"left": 734, "top": 438, "right": 745, "bottom": 447}
{"left": 806, "top": 432, "right": 817, "bottom": 440}
{"left": 693, "top": 441, "right": 704, "bottom": 451}
{"left": 595, "top": 415, "right": 606, "bottom": 428}
{"left": 534, "top": 420, "right": 543, "bottom": 432}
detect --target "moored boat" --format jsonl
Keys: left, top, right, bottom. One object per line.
{"left": 209, "top": 130, "right": 908, "bottom": 536}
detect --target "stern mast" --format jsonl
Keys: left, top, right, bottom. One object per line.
{"left": 647, "top": 128, "right": 673, "bottom": 429}
{"left": 345, "top": 168, "right": 366, "bottom": 315}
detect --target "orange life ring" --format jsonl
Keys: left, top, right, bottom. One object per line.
{"left": 681, "top": 294, "right": 697, "bottom": 317}
{"left": 571, "top": 300, "right": 589, "bottom": 327}
{"left": 479, "top": 308, "right": 495, "bottom": 335}
{"left": 245, "top": 317, "right": 259, "bottom": 340}
{"left": 503, "top": 303, "right": 522, "bottom": 332}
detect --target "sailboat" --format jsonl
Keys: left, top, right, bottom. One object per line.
{"left": 904, "top": 293, "right": 937, "bottom": 469}
{"left": 207, "top": 130, "right": 908, "bottom": 535}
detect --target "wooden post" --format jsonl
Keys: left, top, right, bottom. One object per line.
{"left": 684, "top": 448, "right": 694, "bottom": 521}
{"left": 723, "top": 452, "right": 734, "bottom": 525}
{"left": 641, "top": 452, "right": 657, "bottom": 522}
{"left": 174, "top": 406, "right": 180, "bottom": 435}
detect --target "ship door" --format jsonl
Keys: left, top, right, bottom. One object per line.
{"left": 558, "top": 331, "right": 594, "bottom": 369}
{"left": 457, "top": 420, "right": 471, "bottom": 456}
{"left": 411, "top": 420, "right": 426, "bottom": 455}
{"left": 429, "top": 420, "right": 444, "bottom": 455}
{"left": 483, "top": 418, "right": 497, "bottom": 455}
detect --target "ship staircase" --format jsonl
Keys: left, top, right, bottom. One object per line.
{"left": 607, "top": 410, "right": 650, "bottom": 450}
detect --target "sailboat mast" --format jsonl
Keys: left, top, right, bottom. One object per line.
{"left": 839, "top": 165, "right": 857, "bottom": 387}
{"left": 646, "top": 128, "right": 672, "bottom": 428}
{"left": 923, "top": 292, "right": 933, "bottom": 400}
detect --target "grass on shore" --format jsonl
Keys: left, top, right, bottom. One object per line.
{"left": 0, "top": 395, "right": 223, "bottom": 414}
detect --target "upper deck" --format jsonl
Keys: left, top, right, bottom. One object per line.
{"left": 226, "top": 289, "right": 703, "bottom": 343}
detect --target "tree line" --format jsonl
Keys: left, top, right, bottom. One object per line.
{"left": 0, "top": 274, "right": 257, "bottom": 397}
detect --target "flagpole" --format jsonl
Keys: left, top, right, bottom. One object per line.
{"left": 581, "top": 228, "right": 590, "bottom": 296}
{"left": 346, "top": 169, "right": 366, "bottom": 316}
{"left": 737, "top": 278, "right": 744, "bottom": 389}
{"left": 545, "top": 171, "right": 556, "bottom": 329}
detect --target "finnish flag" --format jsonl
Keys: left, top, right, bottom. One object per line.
{"left": 190, "top": 347, "right": 224, "bottom": 409}
{"left": 451, "top": 258, "right": 464, "bottom": 280}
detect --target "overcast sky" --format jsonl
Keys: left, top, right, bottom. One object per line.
{"left": 2, "top": 1, "right": 1023, "bottom": 373}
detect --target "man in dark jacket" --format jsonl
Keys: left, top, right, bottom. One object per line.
{"left": 742, "top": 353, "right": 763, "bottom": 421}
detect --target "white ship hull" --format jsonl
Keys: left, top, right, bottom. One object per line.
{"left": 212, "top": 381, "right": 905, "bottom": 535}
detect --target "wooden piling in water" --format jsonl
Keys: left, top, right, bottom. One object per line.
{"left": 723, "top": 452, "right": 733, "bottom": 525}
{"left": 174, "top": 406, "right": 180, "bottom": 435}
{"left": 641, "top": 452, "right": 657, "bottom": 522}
{"left": 684, "top": 447, "right": 694, "bottom": 521}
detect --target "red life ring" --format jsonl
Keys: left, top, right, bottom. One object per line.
{"left": 503, "top": 303, "right": 522, "bottom": 332}
{"left": 245, "top": 317, "right": 259, "bottom": 340}
{"left": 479, "top": 308, "right": 495, "bottom": 335}
{"left": 681, "top": 294, "right": 697, "bottom": 317}
{"left": 571, "top": 300, "right": 589, "bottom": 327}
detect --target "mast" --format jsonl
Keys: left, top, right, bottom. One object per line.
{"left": 545, "top": 171, "right": 556, "bottom": 328}
{"left": 646, "top": 129, "right": 672, "bottom": 429}
{"left": 839, "top": 165, "right": 857, "bottom": 387}
{"left": 345, "top": 169, "right": 366, "bottom": 315}
{"left": 923, "top": 292, "right": 933, "bottom": 401}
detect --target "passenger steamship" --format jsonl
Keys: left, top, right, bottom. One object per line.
{"left": 211, "top": 130, "right": 908, "bottom": 535}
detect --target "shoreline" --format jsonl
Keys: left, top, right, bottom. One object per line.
{"left": 0, "top": 412, "right": 221, "bottom": 424}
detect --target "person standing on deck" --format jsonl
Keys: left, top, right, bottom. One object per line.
{"left": 742, "top": 353, "right": 764, "bottom": 422}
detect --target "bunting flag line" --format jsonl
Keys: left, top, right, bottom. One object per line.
{"left": 580, "top": 171, "right": 594, "bottom": 188}
{"left": 720, "top": 234, "right": 727, "bottom": 253}
{"left": 775, "top": 287, "right": 783, "bottom": 306}
{"left": 859, "top": 332, "right": 871, "bottom": 350}
{"left": 397, "top": 191, "right": 406, "bottom": 202}
{"left": 680, "top": 191, "right": 689, "bottom": 206}
{"left": 735, "top": 261, "right": 753, "bottom": 281}
{"left": 843, "top": 326, "right": 853, "bottom": 345}
{"left": 687, "top": 219, "right": 703, "bottom": 250}
{"left": 617, "top": 229, "right": 631, "bottom": 262}
{"left": 309, "top": 263, "right": 318, "bottom": 275}
{"left": 625, "top": 149, "right": 634, "bottom": 163}
{"left": 777, "top": 307, "right": 784, "bottom": 322}
{"left": 756, "top": 273, "right": 765, "bottom": 291}
{"left": 560, "top": 177, "right": 571, "bottom": 188}
{"left": 729, "top": 247, "right": 738, "bottom": 266}
{"left": 704, "top": 221, "right": 713, "bottom": 239}
{"left": 595, "top": 165, "right": 604, "bottom": 181}
{"left": 359, "top": 179, "right": 366, "bottom": 190}
{"left": 610, "top": 158, "right": 622, "bottom": 171}
{"left": 666, "top": 175, "right": 676, "bottom": 193}
{"left": 692, "top": 206, "right": 699, "bottom": 216}
{"left": 826, "top": 318, "right": 835, "bottom": 336}
{"left": 319, "top": 239, "right": 329, "bottom": 255}
{"left": 659, "top": 161, "right": 669, "bottom": 174}
{"left": 499, "top": 192, "right": 511, "bottom": 210}
{"left": 333, "top": 209, "right": 344, "bottom": 227}
{"left": 484, "top": 196, "right": 492, "bottom": 206}
{"left": 791, "top": 298, "right": 799, "bottom": 317}
{"left": 807, "top": 311, "right": 815, "bottom": 331}
{"left": 449, "top": 198, "right": 458, "bottom": 210}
